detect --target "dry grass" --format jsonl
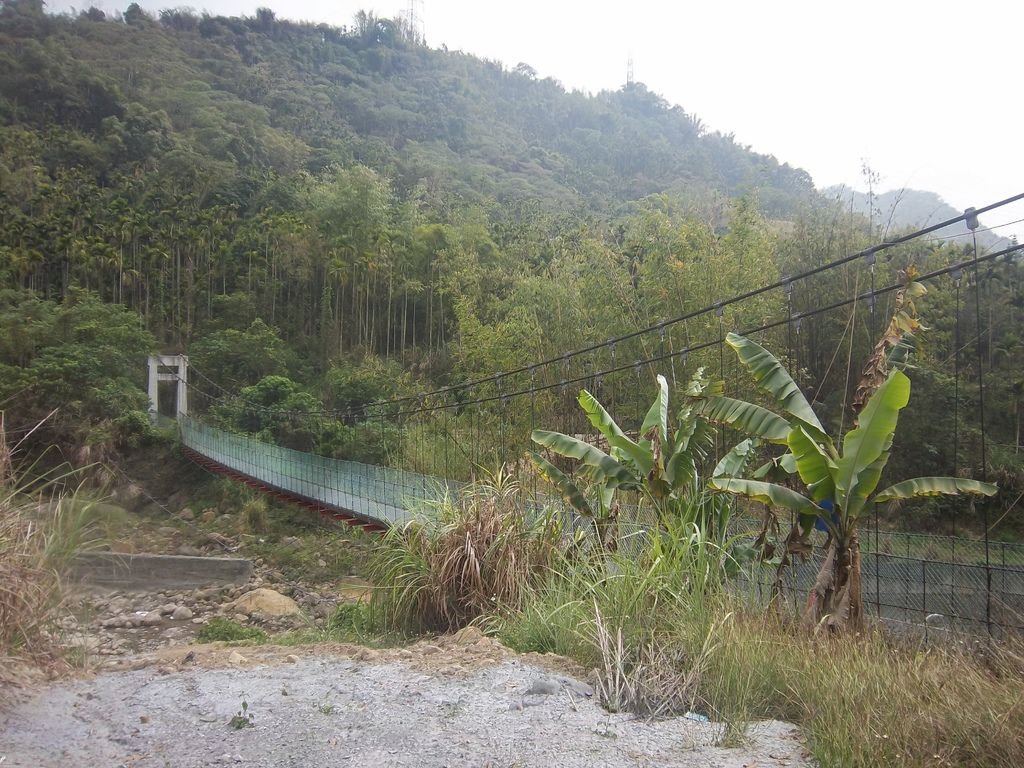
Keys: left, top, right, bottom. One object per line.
{"left": 0, "top": 497, "right": 63, "bottom": 679}
{"left": 591, "top": 601, "right": 721, "bottom": 720}
{"left": 369, "top": 469, "right": 563, "bottom": 633}
{"left": 0, "top": 418, "right": 97, "bottom": 682}
{"left": 694, "top": 610, "right": 1024, "bottom": 767}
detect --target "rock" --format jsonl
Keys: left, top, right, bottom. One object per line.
{"left": 200, "top": 509, "right": 217, "bottom": 524}
{"left": 280, "top": 536, "right": 303, "bottom": 550}
{"left": 171, "top": 605, "right": 193, "bottom": 621}
{"left": 176, "top": 544, "right": 203, "bottom": 557}
{"left": 167, "top": 490, "right": 189, "bottom": 511}
{"left": 114, "top": 483, "right": 145, "bottom": 508}
{"left": 420, "top": 644, "right": 442, "bottom": 656}
{"left": 355, "top": 648, "right": 379, "bottom": 662}
{"left": 227, "top": 651, "right": 248, "bottom": 665}
{"left": 159, "top": 603, "right": 178, "bottom": 616}
{"left": 140, "top": 611, "right": 163, "bottom": 627}
{"left": 229, "top": 588, "right": 302, "bottom": 617}
{"left": 398, "top": 649, "right": 414, "bottom": 659}
{"left": 101, "top": 616, "right": 127, "bottom": 629}
{"left": 285, "top": 654, "right": 300, "bottom": 664}
{"left": 233, "top": 613, "right": 250, "bottom": 624}
{"left": 177, "top": 507, "right": 195, "bottom": 521}
{"left": 525, "top": 678, "right": 560, "bottom": 696}
{"left": 66, "top": 633, "right": 100, "bottom": 652}
{"left": 316, "top": 559, "right": 327, "bottom": 568}
{"left": 452, "top": 626, "right": 485, "bottom": 645}
{"left": 564, "top": 678, "right": 594, "bottom": 698}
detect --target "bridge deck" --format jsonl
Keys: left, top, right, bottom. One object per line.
{"left": 180, "top": 417, "right": 450, "bottom": 531}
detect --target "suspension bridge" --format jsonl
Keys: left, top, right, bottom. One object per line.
{"left": 155, "top": 194, "right": 1024, "bottom": 635}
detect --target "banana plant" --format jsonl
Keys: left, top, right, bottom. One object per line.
{"left": 530, "top": 370, "right": 727, "bottom": 550}
{"left": 702, "top": 332, "right": 997, "bottom": 629}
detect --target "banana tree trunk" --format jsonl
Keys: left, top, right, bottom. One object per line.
{"left": 804, "top": 529, "right": 864, "bottom": 631}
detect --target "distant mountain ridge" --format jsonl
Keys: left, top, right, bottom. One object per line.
{"left": 825, "top": 187, "right": 1014, "bottom": 253}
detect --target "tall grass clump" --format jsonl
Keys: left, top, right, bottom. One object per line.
{"left": 0, "top": 420, "right": 98, "bottom": 680}
{"left": 500, "top": 505, "right": 736, "bottom": 719}
{"left": 368, "top": 469, "right": 562, "bottom": 633}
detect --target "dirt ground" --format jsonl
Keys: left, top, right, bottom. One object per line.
{"left": 0, "top": 635, "right": 812, "bottom": 768}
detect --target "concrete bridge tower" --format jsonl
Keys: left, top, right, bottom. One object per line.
{"left": 147, "top": 354, "right": 189, "bottom": 422}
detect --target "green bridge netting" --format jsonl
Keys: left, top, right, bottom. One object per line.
{"left": 180, "top": 416, "right": 452, "bottom": 527}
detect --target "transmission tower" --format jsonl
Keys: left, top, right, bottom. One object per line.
{"left": 405, "top": 0, "right": 425, "bottom": 44}
{"left": 626, "top": 55, "right": 634, "bottom": 86}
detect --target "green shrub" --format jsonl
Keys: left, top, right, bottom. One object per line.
{"left": 197, "top": 617, "right": 267, "bottom": 643}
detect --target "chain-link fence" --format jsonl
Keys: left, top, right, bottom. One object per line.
{"left": 726, "top": 516, "right": 1024, "bottom": 636}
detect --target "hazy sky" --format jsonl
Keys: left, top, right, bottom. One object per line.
{"left": 50, "top": 0, "right": 1024, "bottom": 237}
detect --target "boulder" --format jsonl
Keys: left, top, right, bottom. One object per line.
{"left": 228, "top": 588, "right": 301, "bottom": 617}
{"left": 171, "top": 605, "right": 193, "bottom": 621}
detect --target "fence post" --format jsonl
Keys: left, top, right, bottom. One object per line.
{"left": 874, "top": 506, "right": 881, "bottom": 620}
{"left": 922, "top": 559, "right": 928, "bottom": 626}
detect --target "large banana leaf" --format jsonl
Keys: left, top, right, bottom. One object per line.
{"left": 529, "top": 451, "right": 594, "bottom": 517}
{"left": 699, "top": 395, "right": 791, "bottom": 443}
{"left": 713, "top": 438, "right": 756, "bottom": 478}
{"left": 725, "top": 333, "right": 824, "bottom": 432}
{"left": 578, "top": 389, "right": 652, "bottom": 474}
{"left": 531, "top": 429, "right": 638, "bottom": 487}
{"left": 673, "top": 405, "right": 699, "bottom": 454}
{"left": 787, "top": 425, "right": 837, "bottom": 503}
{"left": 640, "top": 374, "right": 670, "bottom": 447}
{"left": 665, "top": 418, "right": 712, "bottom": 491}
{"left": 874, "top": 477, "right": 998, "bottom": 503}
{"left": 834, "top": 370, "right": 910, "bottom": 519}
{"left": 709, "top": 477, "right": 820, "bottom": 517}
{"left": 578, "top": 389, "right": 627, "bottom": 440}
{"left": 842, "top": 433, "right": 894, "bottom": 525}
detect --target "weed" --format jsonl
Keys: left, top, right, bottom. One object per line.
{"left": 197, "top": 617, "right": 267, "bottom": 643}
{"left": 1, "top": 419, "right": 102, "bottom": 680}
{"left": 239, "top": 497, "right": 269, "bottom": 534}
{"left": 326, "top": 601, "right": 373, "bottom": 639}
{"left": 228, "top": 698, "right": 254, "bottom": 729}
{"left": 369, "top": 469, "right": 562, "bottom": 633}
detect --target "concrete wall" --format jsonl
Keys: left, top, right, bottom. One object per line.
{"left": 69, "top": 552, "right": 252, "bottom": 591}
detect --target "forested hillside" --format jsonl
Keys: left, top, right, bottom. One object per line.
{"left": 0, "top": 1, "right": 1020, "bottom": 534}
{"left": 0, "top": 1, "right": 816, "bottom": 428}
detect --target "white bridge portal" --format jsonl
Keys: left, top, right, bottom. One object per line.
{"left": 147, "top": 354, "right": 188, "bottom": 421}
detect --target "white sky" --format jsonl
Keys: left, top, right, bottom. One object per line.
{"left": 49, "top": 0, "right": 1024, "bottom": 237}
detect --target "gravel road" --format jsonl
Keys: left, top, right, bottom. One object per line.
{"left": 1, "top": 646, "right": 811, "bottom": 767}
